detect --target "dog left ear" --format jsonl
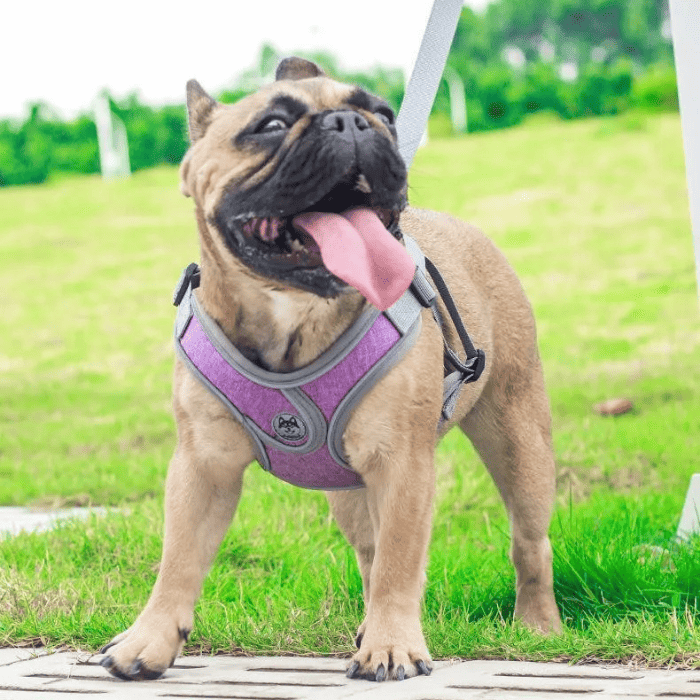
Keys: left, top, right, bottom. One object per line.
{"left": 275, "top": 57, "right": 325, "bottom": 81}
{"left": 186, "top": 79, "right": 217, "bottom": 143}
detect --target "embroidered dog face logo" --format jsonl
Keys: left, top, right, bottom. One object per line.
{"left": 272, "top": 413, "right": 308, "bottom": 441}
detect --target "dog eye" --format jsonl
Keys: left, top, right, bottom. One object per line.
{"left": 256, "top": 116, "right": 289, "bottom": 133}
{"left": 374, "top": 107, "right": 395, "bottom": 127}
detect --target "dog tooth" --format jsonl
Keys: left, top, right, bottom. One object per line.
{"left": 271, "top": 218, "right": 282, "bottom": 239}
{"left": 259, "top": 217, "right": 283, "bottom": 242}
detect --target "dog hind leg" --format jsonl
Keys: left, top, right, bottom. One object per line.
{"left": 459, "top": 368, "right": 562, "bottom": 633}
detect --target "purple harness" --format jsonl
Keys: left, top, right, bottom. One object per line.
{"left": 172, "top": 236, "right": 485, "bottom": 490}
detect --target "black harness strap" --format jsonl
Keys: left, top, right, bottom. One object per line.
{"left": 423, "top": 256, "right": 486, "bottom": 422}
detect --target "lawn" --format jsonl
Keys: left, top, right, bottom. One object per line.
{"left": 1, "top": 111, "right": 699, "bottom": 665}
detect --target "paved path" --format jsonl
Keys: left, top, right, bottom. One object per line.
{"left": 0, "top": 507, "right": 109, "bottom": 537}
{"left": 1, "top": 649, "right": 699, "bottom": 699}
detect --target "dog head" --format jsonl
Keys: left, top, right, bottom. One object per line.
{"left": 180, "top": 57, "right": 407, "bottom": 299}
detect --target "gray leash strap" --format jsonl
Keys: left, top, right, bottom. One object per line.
{"left": 396, "top": 0, "right": 464, "bottom": 168}
{"left": 398, "top": 1, "right": 489, "bottom": 419}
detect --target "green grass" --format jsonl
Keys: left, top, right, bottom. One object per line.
{"left": 1, "top": 111, "right": 700, "bottom": 665}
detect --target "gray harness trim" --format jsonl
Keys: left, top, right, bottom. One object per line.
{"left": 174, "top": 325, "right": 273, "bottom": 467}
{"left": 328, "top": 318, "right": 422, "bottom": 467}
{"left": 193, "top": 294, "right": 382, "bottom": 389}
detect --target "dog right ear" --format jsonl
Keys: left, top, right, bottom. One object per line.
{"left": 186, "top": 79, "right": 217, "bottom": 142}
{"left": 275, "top": 57, "right": 325, "bottom": 81}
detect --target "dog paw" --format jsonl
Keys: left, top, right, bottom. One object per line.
{"left": 514, "top": 592, "right": 563, "bottom": 634}
{"left": 99, "top": 616, "right": 190, "bottom": 681}
{"left": 517, "top": 607, "right": 563, "bottom": 635}
{"left": 346, "top": 629, "right": 432, "bottom": 681}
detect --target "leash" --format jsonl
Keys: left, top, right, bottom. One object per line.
{"left": 396, "top": 0, "right": 464, "bottom": 168}
{"left": 397, "top": 0, "right": 486, "bottom": 419}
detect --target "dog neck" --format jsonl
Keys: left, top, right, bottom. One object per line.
{"left": 196, "top": 258, "right": 367, "bottom": 373}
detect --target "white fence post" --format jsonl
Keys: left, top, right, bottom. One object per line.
{"left": 94, "top": 94, "right": 130, "bottom": 180}
{"left": 677, "top": 475, "right": 700, "bottom": 540}
{"left": 444, "top": 66, "right": 467, "bottom": 133}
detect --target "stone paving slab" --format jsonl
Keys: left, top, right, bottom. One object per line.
{"left": 0, "top": 647, "right": 48, "bottom": 666}
{"left": 1, "top": 650, "right": 700, "bottom": 699}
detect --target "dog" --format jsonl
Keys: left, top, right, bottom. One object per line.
{"left": 100, "top": 56, "right": 561, "bottom": 682}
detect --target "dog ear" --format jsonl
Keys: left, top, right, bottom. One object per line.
{"left": 275, "top": 57, "right": 325, "bottom": 81}
{"left": 186, "top": 79, "right": 217, "bottom": 142}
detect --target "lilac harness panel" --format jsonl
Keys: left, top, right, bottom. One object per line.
{"left": 174, "top": 274, "right": 423, "bottom": 490}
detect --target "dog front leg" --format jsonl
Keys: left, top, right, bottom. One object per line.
{"left": 346, "top": 444, "right": 435, "bottom": 682}
{"left": 326, "top": 489, "right": 375, "bottom": 648}
{"left": 100, "top": 443, "right": 247, "bottom": 680}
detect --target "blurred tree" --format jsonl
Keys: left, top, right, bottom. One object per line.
{"left": 438, "top": 0, "right": 675, "bottom": 134}
{"left": 483, "top": 0, "right": 672, "bottom": 67}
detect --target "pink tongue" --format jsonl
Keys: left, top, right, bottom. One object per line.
{"left": 292, "top": 207, "right": 415, "bottom": 310}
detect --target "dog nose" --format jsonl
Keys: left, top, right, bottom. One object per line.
{"left": 321, "top": 111, "right": 370, "bottom": 136}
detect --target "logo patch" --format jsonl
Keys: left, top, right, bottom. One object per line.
{"left": 272, "top": 413, "right": 308, "bottom": 442}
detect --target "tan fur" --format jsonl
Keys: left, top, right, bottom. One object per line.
{"left": 101, "top": 67, "right": 561, "bottom": 683}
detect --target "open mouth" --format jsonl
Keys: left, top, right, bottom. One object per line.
{"left": 214, "top": 168, "right": 408, "bottom": 300}
{"left": 233, "top": 179, "right": 401, "bottom": 271}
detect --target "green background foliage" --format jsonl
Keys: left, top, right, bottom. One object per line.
{"left": 0, "top": 0, "right": 678, "bottom": 187}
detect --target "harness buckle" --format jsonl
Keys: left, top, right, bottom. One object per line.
{"left": 173, "top": 263, "right": 201, "bottom": 307}
{"left": 463, "top": 349, "right": 486, "bottom": 384}
{"left": 441, "top": 349, "right": 486, "bottom": 423}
